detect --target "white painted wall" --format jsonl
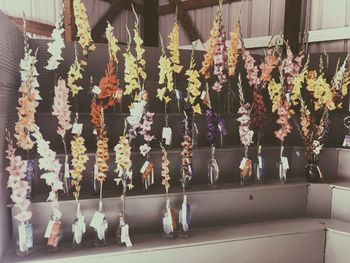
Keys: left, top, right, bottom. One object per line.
{"left": 0, "top": 0, "right": 144, "bottom": 42}
{"left": 159, "top": 0, "right": 286, "bottom": 47}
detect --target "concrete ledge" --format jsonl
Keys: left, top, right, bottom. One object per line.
{"left": 4, "top": 218, "right": 325, "bottom": 263}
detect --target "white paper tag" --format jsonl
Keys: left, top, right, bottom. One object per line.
{"left": 200, "top": 91, "right": 206, "bottom": 100}
{"left": 281, "top": 157, "right": 289, "bottom": 170}
{"left": 78, "top": 216, "right": 86, "bottom": 234}
{"left": 121, "top": 224, "right": 132, "bottom": 247}
{"left": 90, "top": 211, "right": 105, "bottom": 229}
{"left": 92, "top": 85, "right": 101, "bottom": 95}
{"left": 258, "top": 156, "right": 262, "bottom": 169}
{"left": 72, "top": 122, "right": 83, "bottom": 135}
{"left": 44, "top": 220, "right": 55, "bottom": 238}
{"left": 93, "top": 129, "right": 97, "bottom": 135}
{"left": 239, "top": 157, "right": 248, "bottom": 170}
{"left": 162, "top": 127, "right": 172, "bottom": 146}
{"left": 140, "top": 161, "right": 150, "bottom": 174}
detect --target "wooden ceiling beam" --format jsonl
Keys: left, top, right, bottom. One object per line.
{"left": 99, "top": 0, "right": 144, "bottom": 15}
{"left": 168, "top": 0, "right": 202, "bottom": 42}
{"left": 283, "top": 0, "right": 303, "bottom": 53}
{"left": 159, "top": 0, "right": 239, "bottom": 15}
{"left": 64, "top": 0, "right": 75, "bottom": 41}
{"left": 8, "top": 16, "right": 54, "bottom": 37}
{"left": 91, "top": 0, "right": 127, "bottom": 41}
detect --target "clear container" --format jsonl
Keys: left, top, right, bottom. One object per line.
{"left": 191, "top": 122, "right": 199, "bottom": 149}
{"left": 208, "top": 145, "right": 219, "bottom": 187}
{"left": 162, "top": 198, "right": 177, "bottom": 239}
{"left": 46, "top": 219, "right": 63, "bottom": 252}
{"left": 178, "top": 195, "right": 191, "bottom": 238}
{"left": 72, "top": 203, "right": 86, "bottom": 249}
{"left": 240, "top": 146, "right": 253, "bottom": 186}
{"left": 277, "top": 146, "right": 288, "bottom": 184}
{"left": 16, "top": 222, "right": 34, "bottom": 257}
{"left": 240, "top": 160, "right": 253, "bottom": 186}
{"left": 254, "top": 145, "right": 264, "bottom": 183}
{"left": 93, "top": 200, "right": 108, "bottom": 247}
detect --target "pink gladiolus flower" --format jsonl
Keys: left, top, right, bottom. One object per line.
{"left": 52, "top": 78, "right": 72, "bottom": 138}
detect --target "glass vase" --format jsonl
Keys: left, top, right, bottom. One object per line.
{"left": 254, "top": 145, "right": 264, "bottom": 183}
{"left": 16, "top": 222, "right": 33, "bottom": 257}
{"left": 93, "top": 200, "right": 108, "bottom": 247}
{"left": 46, "top": 219, "right": 63, "bottom": 252}
{"left": 208, "top": 145, "right": 219, "bottom": 187}
{"left": 162, "top": 198, "right": 177, "bottom": 239}
{"left": 191, "top": 122, "right": 199, "bottom": 149}
{"left": 305, "top": 155, "right": 323, "bottom": 182}
{"left": 178, "top": 195, "right": 191, "bottom": 238}
{"left": 72, "top": 203, "right": 86, "bottom": 249}
{"left": 277, "top": 147, "right": 288, "bottom": 184}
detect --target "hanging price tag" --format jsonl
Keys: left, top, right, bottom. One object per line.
{"left": 140, "top": 161, "right": 150, "bottom": 174}
{"left": 239, "top": 158, "right": 252, "bottom": 177}
{"left": 44, "top": 220, "right": 55, "bottom": 238}
{"left": 162, "top": 127, "right": 172, "bottom": 146}
{"left": 140, "top": 161, "right": 154, "bottom": 179}
{"left": 239, "top": 157, "right": 248, "bottom": 170}
{"left": 72, "top": 122, "right": 83, "bottom": 135}
{"left": 90, "top": 211, "right": 105, "bottom": 229}
{"left": 200, "top": 91, "right": 206, "bottom": 100}
{"left": 47, "top": 221, "right": 61, "bottom": 246}
{"left": 281, "top": 157, "right": 289, "bottom": 170}
{"left": 92, "top": 85, "right": 101, "bottom": 95}
{"left": 78, "top": 216, "right": 86, "bottom": 234}
{"left": 121, "top": 224, "right": 132, "bottom": 247}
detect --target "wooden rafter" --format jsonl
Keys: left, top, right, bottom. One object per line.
{"left": 91, "top": 0, "right": 127, "bottom": 41}
{"left": 144, "top": 0, "right": 158, "bottom": 46}
{"left": 159, "top": 0, "right": 239, "bottom": 16}
{"left": 64, "top": 0, "right": 75, "bottom": 41}
{"left": 283, "top": 0, "right": 302, "bottom": 53}
{"left": 8, "top": 16, "right": 54, "bottom": 37}
{"left": 99, "top": 0, "right": 144, "bottom": 15}
{"left": 168, "top": 0, "right": 201, "bottom": 42}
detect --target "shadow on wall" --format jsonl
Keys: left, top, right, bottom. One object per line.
{"left": 0, "top": 11, "right": 24, "bottom": 260}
